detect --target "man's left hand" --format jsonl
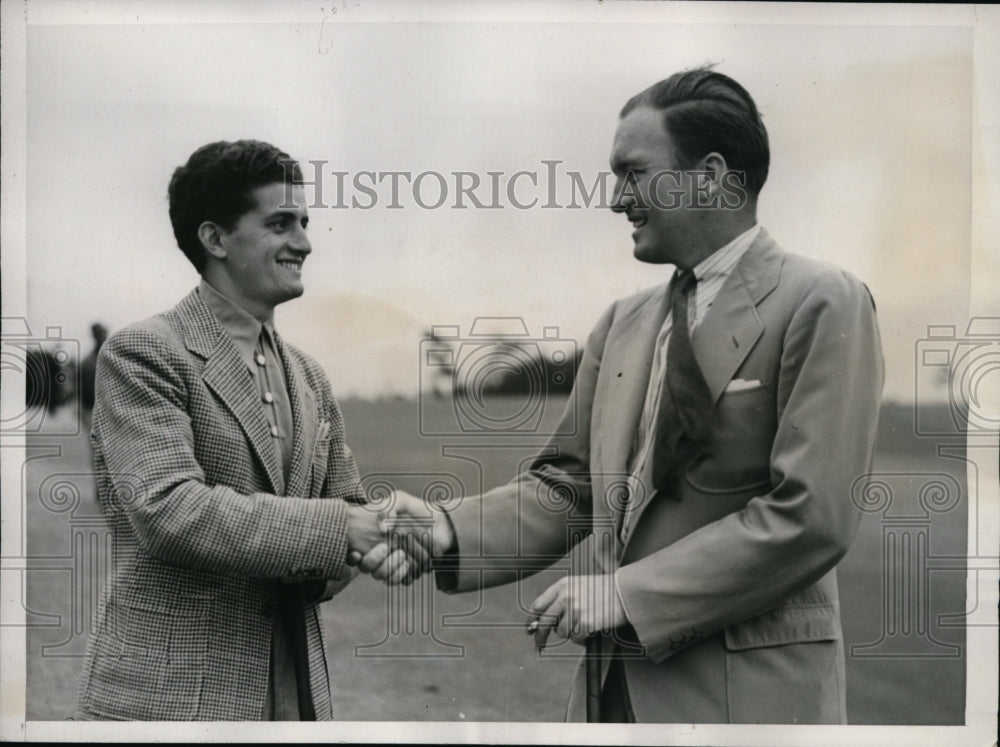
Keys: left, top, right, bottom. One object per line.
{"left": 525, "top": 574, "right": 627, "bottom": 649}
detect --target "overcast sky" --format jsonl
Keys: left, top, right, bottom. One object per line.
{"left": 18, "top": 4, "right": 987, "bottom": 401}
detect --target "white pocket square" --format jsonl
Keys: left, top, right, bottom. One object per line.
{"left": 725, "top": 378, "right": 764, "bottom": 392}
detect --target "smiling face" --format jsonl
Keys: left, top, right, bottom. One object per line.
{"left": 209, "top": 182, "right": 312, "bottom": 320}
{"left": 609, "top": 106, "right": 703, "bottom": 268}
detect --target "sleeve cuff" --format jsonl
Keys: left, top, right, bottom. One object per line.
{"left": 432, "top": 512, "right": 460, "bottom": 593}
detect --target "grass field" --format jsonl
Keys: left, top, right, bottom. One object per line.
{"left": 22, "top": 397, "right": 967, "bottom": 723}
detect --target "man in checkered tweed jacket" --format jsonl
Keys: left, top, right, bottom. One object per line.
{"left": 75, "top": 140, "right": 420, "bottom": 720}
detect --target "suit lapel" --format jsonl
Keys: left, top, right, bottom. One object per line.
{"left": 691, "top": 229, "right": 783, "bottom": 403}
{"left": 598, "top": 288, "right": 671, "bottom": 479}
{"left": 274, "top": 332, "right": 318, "bottom": 500}
{"left": 596, "top": 228, "right": 783, "bottom": 478}
{"left": 177, "top": 290, "right": 285, "bottom": 495}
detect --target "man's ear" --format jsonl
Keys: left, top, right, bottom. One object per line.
{"left": 695, "top": 152, "right": 728, "bottom": 195}
{"left": 198, "top": 221, "right": 228, "bottom": 260}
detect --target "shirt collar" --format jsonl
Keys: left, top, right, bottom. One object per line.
{"left": 691, "top": 224, "right": 762, "bottom": 283}
{"left": 198, "top": 279, "right": 276, "bottom": 370}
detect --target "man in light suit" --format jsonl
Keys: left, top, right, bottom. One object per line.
{"left": 76, "top": 140, "right": 420, "bottom": 720}
{"left": 363, "top": 67, "right": 884, "bottom": 723}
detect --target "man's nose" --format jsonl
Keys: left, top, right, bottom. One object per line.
{"left": 290, "top": 225, "right": 312, "bottom": 253}
{"left": 610, "top": 176, "right": 631, "bottom": 213}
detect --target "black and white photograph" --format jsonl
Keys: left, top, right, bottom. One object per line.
{"left": 1, "top": 1, "right": 997, "bottom": 744}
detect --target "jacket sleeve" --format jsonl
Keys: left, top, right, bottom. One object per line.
{"left": 615, "top": 268, "right": 884, "bottom": 662}
{"left": 309, "top": 360, "right": 363, "bottom": 600}
{"left": 93, "top": 326, "right": 358, "bottom": 582}
{"left": 438, "top": 302, "right": 617, "bottom": 592}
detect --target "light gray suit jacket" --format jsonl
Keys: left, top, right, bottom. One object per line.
{"left": 441, "top": 230, "right": 885, "bottom": 723}
{"left": 76, "top": 288, "right": 363, "bottom": 720}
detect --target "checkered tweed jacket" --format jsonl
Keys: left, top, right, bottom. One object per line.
{"left": 76, "top": 288, "right": 365, "bottom": 720}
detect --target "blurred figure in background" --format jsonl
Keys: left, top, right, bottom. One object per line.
{"left": 79, "top": 322, "right": 108, "bottom": 430}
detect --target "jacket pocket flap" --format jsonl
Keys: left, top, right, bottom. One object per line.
{"left": 115, "top": 590, "right": 210, "bottom": 617}
{"left": 724, "top": 603, "right": 839, "bottom": 651}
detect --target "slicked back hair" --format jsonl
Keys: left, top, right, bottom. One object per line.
{"left": 621, "top": 67, "right": 770, "bottom": 197}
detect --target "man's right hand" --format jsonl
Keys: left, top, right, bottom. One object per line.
{"left": 345, "top": 502, "right": 423, "bottom": 585}
{"left": 345, "top": 503, "right": 388, "bottom": 557}
{"left": 347, "top": 490, "right": 455, "bottom": 584}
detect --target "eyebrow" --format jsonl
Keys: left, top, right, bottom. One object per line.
{"left": 264, "top": 208, "right": 308, "bottom": 221}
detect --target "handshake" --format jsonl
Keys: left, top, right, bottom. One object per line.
{"left": 343, "top": 488, "right": 628, "bottom": 650}
{"left": 344, "top": 489, "right": 456, "bottom": 585}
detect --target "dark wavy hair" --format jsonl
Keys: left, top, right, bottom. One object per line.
{"left": 621, "top": 66, "right": 770, "bottom": 197}
{"left": 168, "top": 140, "right": 303, "bottom": 272}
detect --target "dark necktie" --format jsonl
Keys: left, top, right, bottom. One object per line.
{"left": 651, "top": 270, "right": 714, "bottom": 494}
